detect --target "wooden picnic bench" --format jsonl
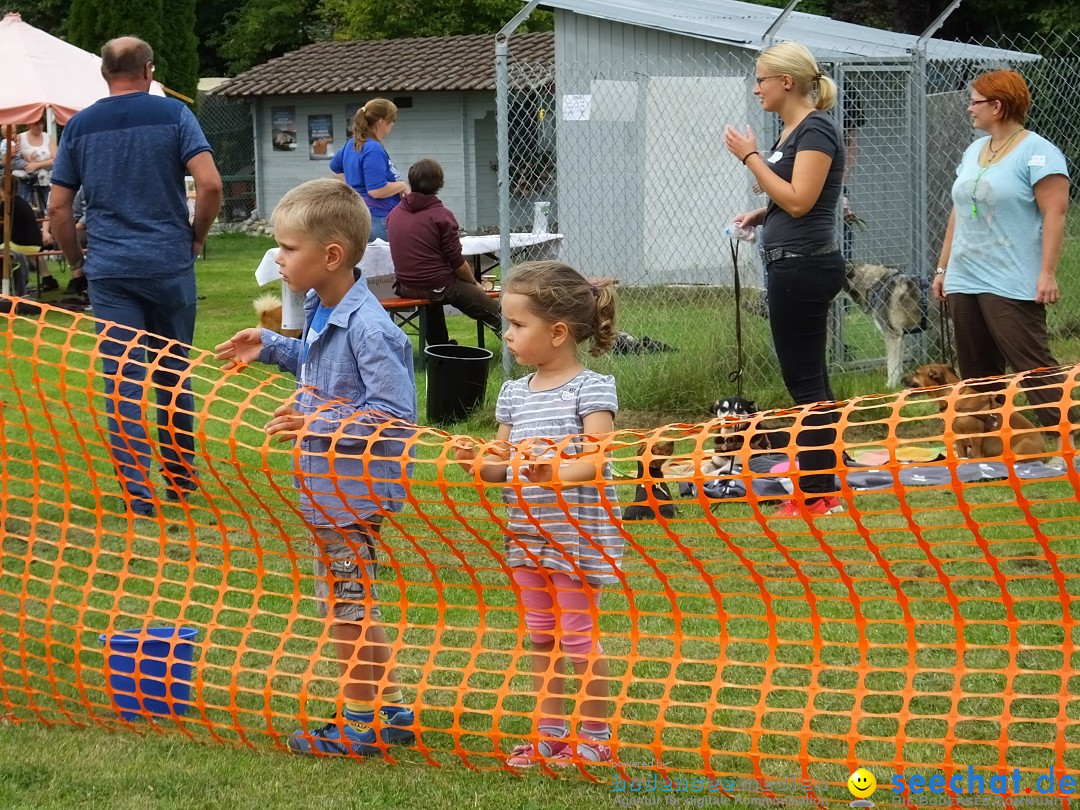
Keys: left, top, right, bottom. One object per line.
{"left": 380, "top": 289, "right": 500, "bottom": 369}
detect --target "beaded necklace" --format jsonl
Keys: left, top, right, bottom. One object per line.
{"left": 971, "top": 127, "right": 1024, "bottom": 218}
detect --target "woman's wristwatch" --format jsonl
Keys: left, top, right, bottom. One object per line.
{"left": 934, "top": 267, "right": 946, "bottom": 276}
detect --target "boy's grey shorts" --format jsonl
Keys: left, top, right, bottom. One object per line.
{"left": 311, "top": 520, "right": 382, "bottom": 623}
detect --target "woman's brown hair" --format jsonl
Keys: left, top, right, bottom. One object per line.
{"left": 352, "top": 98, "right": 398, "bottom": 148}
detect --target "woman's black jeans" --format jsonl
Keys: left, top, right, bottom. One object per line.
{"left": 766, "top": 252, "right": 846, "bottom": 497}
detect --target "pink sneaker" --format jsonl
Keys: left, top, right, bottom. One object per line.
{"left": 773, "top": 496, "right": 844, "bottom": 518}
{"left": 577, "top": 739, "right": 612, "bottom": 762}
{"left": 506, "top": 738, "right": 572, "bottom": 768}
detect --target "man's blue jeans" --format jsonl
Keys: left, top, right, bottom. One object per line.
{"left": 88, "top": 274, "right": 198, "bottom": 509}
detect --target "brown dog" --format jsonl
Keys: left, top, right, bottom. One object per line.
{"left": 903, "top": 363, "right": 1046, "bottom": 460}
{"left": 254, "top": 293, "right": 283, "bottom": 332}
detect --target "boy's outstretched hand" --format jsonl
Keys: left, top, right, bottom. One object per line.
{"left": 214, "top": 328, "right": 264, "bottom": 370}
{"left": 265, "top": 402, "right": 306, "bottom": 443}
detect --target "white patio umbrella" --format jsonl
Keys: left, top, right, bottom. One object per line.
{"left": 0, "top": 12, "right": 167, "bottom": 295}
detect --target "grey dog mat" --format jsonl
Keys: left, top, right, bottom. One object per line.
{"left": 686, "top": 454, "right": 1076, "bottom": 501}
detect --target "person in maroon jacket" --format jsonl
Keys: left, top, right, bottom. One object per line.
{"left": 387, "top": 159, "right": 501, "bottom": 345}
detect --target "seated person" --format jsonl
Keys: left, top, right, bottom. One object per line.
{"left": 41, "top": 187, "right": 88, "bottom": 294}
{"left": 0, "top": 183, "right": 43, "bottom": 296}
{"left": 387, "top": 158, "right": 501, "bottom": 345}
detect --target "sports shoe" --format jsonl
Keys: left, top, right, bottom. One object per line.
{"left": 773, "top": 496, "right": 844, "bottom": 518}
{"left": 66, "top": 275, "right": 88, "bottom": 295}
{"left": 506, "top": 738, "right": 573, "bottom": 768}
{"left": 351, "top": 705, "right": 416, "bottom": 745}
{"left": 577, "top": 739, "right": 613, "bottom": 762}
{"left": 39, "top": 276, "right": 59, "bottom": 293}
{"left": 163, "top": 477, "right": 199, "bottom": 503}
{"left": 288, "top": 716, "right": 380, "bottom": 757}
{"left": 129, "top": 499, "right": 156, "bottom": 519}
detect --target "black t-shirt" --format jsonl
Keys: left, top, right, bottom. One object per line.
{"left": 0, "top": 195, "right": 42, "bottom": 248}
{"left": 760, "top": 110, "right": 844, "bottom": 252}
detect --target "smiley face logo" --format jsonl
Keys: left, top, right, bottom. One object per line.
{"left": 848, "top": 768, "right": 877, "bottom": 800}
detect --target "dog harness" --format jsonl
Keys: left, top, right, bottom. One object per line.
{"left": 865, "top": 268, "right": 930, "bottom": 334}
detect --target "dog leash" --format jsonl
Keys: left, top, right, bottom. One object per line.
{"left": 937, "top": 299, "right": 956, "bottom": 369}
{"left": 728, "top": 239, "right": 745, "bottom": 398}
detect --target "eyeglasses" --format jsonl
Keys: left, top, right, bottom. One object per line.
{"left": 969, "top": 98, "right": 995, "bottom": 106}
{"left": 754, "top": 75, "right": 779, "bottom": 85}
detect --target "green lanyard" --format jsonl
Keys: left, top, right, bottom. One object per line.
{"left": 971, "top": 128, "right": 1023, "bottom": 219}
{"left": 970, "top": 164, "right": 991, "bottom": 219}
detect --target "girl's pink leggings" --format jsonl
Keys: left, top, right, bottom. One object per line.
{"left": 511, "top": 568, "right": 603, "bottom": 657}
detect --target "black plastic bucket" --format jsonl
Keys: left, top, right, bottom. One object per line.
{"left": 424, "top": 344, "right": 493, "bottom": 424}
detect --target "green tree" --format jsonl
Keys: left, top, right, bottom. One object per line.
{"left": 195, "top": 0, "right": 236, "bottom": 76}
{"left": 158, "top": 0, "right": 199, "bottom": 101}
{"left": 215, "top": 0, "right": 331, "bottom": 74}
{"left": 68, "top": 0, "right": 167, "bottom": 76}
{"left": 3, "top": 0, "right": 69, "bottom": 36}
{"left": 323, "top": 0, "right": 552, "bottom": 41}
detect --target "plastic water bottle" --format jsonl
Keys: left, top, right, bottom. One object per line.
{"left": 723, "top": 221, "right": 757, "bottom": 243}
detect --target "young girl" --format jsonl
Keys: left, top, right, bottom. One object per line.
{"left": 454, "top": 261, "right": 623, "bottom": 767}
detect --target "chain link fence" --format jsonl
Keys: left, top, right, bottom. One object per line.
{"left": 498, "top": 32, "right": 1078, "bottom": 416}
{"left": 197, "top": 94, "right": 256, "bottom": 223}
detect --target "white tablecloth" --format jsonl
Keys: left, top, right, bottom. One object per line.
{"left": 255, "top": 232, "right": 565, "bottom": 286}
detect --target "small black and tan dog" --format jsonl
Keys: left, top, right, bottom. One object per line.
{"left": 704, "top": 397, "right": 788, "bottom": 475}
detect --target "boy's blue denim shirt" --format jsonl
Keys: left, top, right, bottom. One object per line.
{"left": 258, "top": 278, "right": 417, "bottom": 527}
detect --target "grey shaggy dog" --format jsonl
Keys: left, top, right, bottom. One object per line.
{"left": 843, "top": 261, "right": 928, "bottom": 388}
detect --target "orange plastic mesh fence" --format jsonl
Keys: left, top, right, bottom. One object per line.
{"left": 3, "top": 304, "right": 1080, "bottom": 801}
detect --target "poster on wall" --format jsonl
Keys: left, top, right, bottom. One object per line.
{"left": 345, "top": 103, "right": 362, "bottom": 139}
{"left": 271, "top": 106, "right": 297, "bottom": 151}
{"left": 308, "top": 114, "right": 334, "bottom": 160}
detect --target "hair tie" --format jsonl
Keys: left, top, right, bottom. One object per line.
{"left": 814, "top": 74, "right": 822, "bottom": 81}
{"left": 589, "top": 283, "right": 599, "bottom": 298}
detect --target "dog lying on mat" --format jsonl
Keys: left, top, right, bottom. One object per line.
{"left": 844, "top": 262, "right": 928, "bottom": 388}
{"left": 903, "top": 363, "right": 1046, "bottom": 460}
{"left": 703, "top": 397, "right": 789, "bottom": 476}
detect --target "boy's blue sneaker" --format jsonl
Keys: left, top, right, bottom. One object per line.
{"left": 350, "top": 705, "right": 416, "bottom": 745}
{"left": 288, "top": 716, "right": 380, "bottom": 757}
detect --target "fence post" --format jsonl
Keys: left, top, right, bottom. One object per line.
{"left": 496, "top": 0, "right": 541, "bottom": 376}
{"left": 914, "top": 0, "right": 965, "bottom": 361}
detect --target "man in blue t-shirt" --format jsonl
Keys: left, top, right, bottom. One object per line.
{"left": 48, "top": 36, "right": 223, "bottom": 518}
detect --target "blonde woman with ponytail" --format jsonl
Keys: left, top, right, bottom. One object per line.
{"left": 723, "top": 41, "right": 847, "bottom": 520}
{"left": 330, "top": 98, "right": 408, "bottom": 241}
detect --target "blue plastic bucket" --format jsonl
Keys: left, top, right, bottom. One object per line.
{"left": 99, "top": 627, "right": 198, "bottom": 720}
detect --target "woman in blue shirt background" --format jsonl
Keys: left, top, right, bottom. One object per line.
{"left": 331, "top": 98, "right": 408, "bottom": 242}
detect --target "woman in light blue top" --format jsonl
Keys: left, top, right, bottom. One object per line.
{"left": 932, "top": 69, "right": 1070, "bottom": 433}
{"left": 330, "top": 98, "right": 408, "bottom": 242}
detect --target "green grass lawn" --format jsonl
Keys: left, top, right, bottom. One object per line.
{"left": 2, "top": 233, "right": 1080, "bottom": 808}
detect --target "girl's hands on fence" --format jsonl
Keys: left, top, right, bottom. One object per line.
{"left": 454, "top": 438, "right": 513, "bottom": 483}
{"left": 520, "top": 456, "right": 555, "bottom": 484}
{"left": 453, "top": 439, "right": 479, "bottom": 474}
{"left": 215, "top": 328, "right": 264, "bottom": 370}
{"left": 265, "top": 402, "right": 306, "bottom": 443}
